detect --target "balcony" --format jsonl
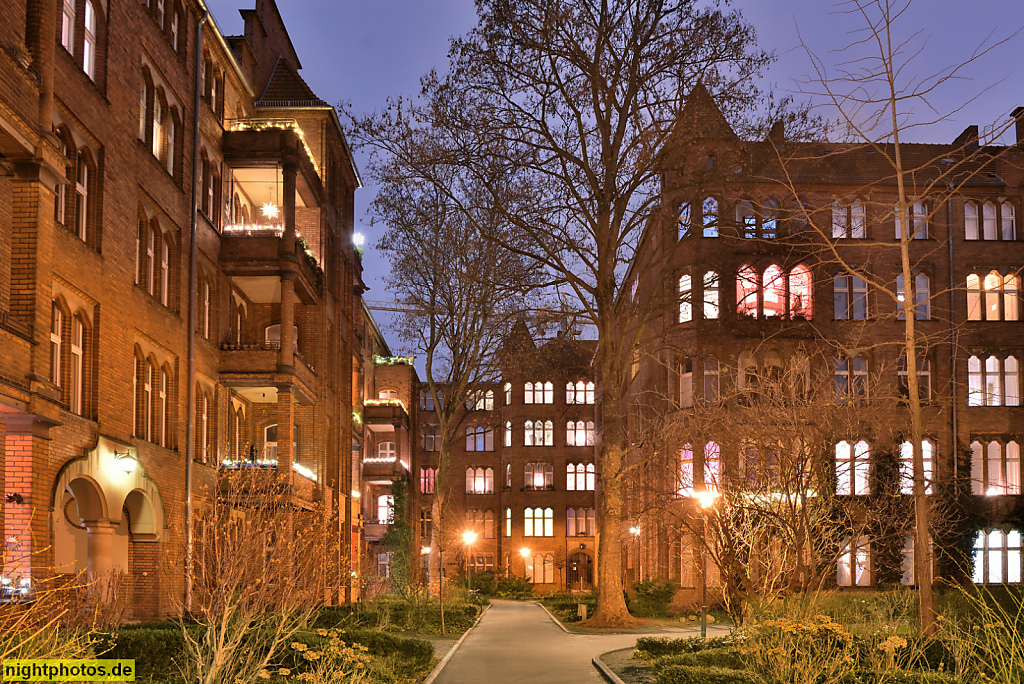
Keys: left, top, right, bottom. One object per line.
{"left": 217, "top": 459, "right": 318, "bottom": 508}
{"left": 219, "top": 231, "right": 322, "bottom": 304}
{"left": 364, "top": 522, "right": 389, "bottom": 541}
{"left": 219, "top": 343, "right": 316, "bottom": 404}
{"left": 363, "top": 399, "right": 409, "bottom": 433}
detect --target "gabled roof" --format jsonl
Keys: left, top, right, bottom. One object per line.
{"left": 256, "top": 58, "right": 329, "bottom": 108}
{"left": 669, "top": 81, "right": 739, "bottom": 144}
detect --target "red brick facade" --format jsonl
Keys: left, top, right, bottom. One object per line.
{"left": 0, "top": 0, "right": 363, "bottom": 614}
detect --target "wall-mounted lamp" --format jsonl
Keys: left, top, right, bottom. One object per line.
{"left": 112, "top": 449, "right": 137, "bottom": 475}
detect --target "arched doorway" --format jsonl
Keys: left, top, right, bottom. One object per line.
{"left": 51, "top": 437, "right": 166, "bottom": 617}
{"left": 567, "top": 552, "right": 593, "bottom": 590}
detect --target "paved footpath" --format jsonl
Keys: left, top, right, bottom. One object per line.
{"left": 431, "top": 599, "right": 727, "bottom": 684}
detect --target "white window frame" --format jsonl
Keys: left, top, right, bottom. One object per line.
{"left": 835, "top": 440, "right": 869, "bottom": 496}
{"left": 838, "top": 535, "right": 871, "bottom": 587}
{"left": 899, "top": 439, "right": 934, "bottom": 495}
{"left": 973, "top": 530, "right": 1023, "bottom": 584}
{"left": 70, "top": 315, "right": 83, "bottom": 414}
{"left": 83, "top": 0, "right": 96, "bottom": 80}
{"left": 61, "top": 0, "right": 75, "bottom": 53}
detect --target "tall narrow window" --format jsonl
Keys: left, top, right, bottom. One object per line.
{"left": 202, "top": 280, "right": 210, "bottom": 339}
{"left": 146, "top": 227, "right": 156, "bottom": 294}
{"left": 966, "top": 202, "right": 979, "bottom": 240}
{"left": 70, "top": 315, "right": 83, "bottom": 414}
{"left": 703, "top": 442, "right": 720, "bottom": 493}
{"left": 984, "top": 202, "right": 998, "bottom": 240}
{"left": 678, "top": 201, "right": 691, "bottom": 239}
{"left": 505, "top": 507, "right": 512, "bottom": 537}
{"left": 75, "top": 153, "right": 88, "bottom": 242}
{"left": 703, "top": 358, "right": 720, "bottom": 404}
{"left": 737, "top": 265, "right": 758, "bottom": 316}
{"left": 703, "top": 271, "right": 719, "bottom": 319}
{"left": 61, "top": 0, "right": 75, "bottom": 52}
{"left": 680, "top": 444, "right": 693, "bottom": 496}
{"left": 50, "top": 304, "right": 63, "bottom": 386}
{"left": 170, "top": 10, "right": 179, "bottom": 51}
{"left": 838, "top": 536, "right": 870, "bottom": 586}
{"left": 788, "top": 265, "right": 813, "bottom": 319}
{"left": 899, "top": 440, "right": 934, "bottom": 495}
{"left": 679, "top": 358, "right": 693, "bottom": 408}
{"left": 144, "top": 363, "right": 153, "bottom": 442}
{"left": 55, "top": 139, "right": 69, "bottom": 226}
{"left": 83, "top": 1, "right": 97, "bottom": 79}
{"left": 896, "top": 201, "right": 928, "bottom": 239}
{"left": 702, "top": 197, "right": 718, "bottom": 237}
{"left": 152, "top": 97, "right": 163, "bottom": 158}
{"left": 160, "top": 239, "right": 170, "bottom": 305}
{"left": 678, "top": 274, "right": 692, "bottom": 323}
{"left": 762, "top": 265, "right": 785, "bottom": 317}
{"left": 835, "top": 440, "right": 870, "bottom": 496}
{"left": 504, "top": 382, "right": 511, "bottom": 405}
{"left": 504, "top": 421, "right": 512, "bottom": 447}
{"left": 159, "top": 368, "right": 169, "bottom": 447}
{"left": 1002, "top": 202, "right": 1016, "bottom": 240}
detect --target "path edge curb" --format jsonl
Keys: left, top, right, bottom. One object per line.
{"left": 421, "top": 602, "right": 491, "bottom": 684}
{"left": 592, "top": 647, "right": 631, "bottom": 684}
{"left": 534, "top": 600, "right": 572, "bottom": 634}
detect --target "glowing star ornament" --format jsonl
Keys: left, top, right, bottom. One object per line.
{"left": 261, "top": 203, "right": 279, "bottom": 220}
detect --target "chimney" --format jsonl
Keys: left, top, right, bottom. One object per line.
{"left": 1012, "top": 107, "right": 1024, "bottom": 145}
{"left": 766, "top": 120, "right": 785, "bottom": 146}
{"left": 952, "top": 124, "right": 979, "bottom": 149}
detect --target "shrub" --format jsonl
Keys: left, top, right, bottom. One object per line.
{"left": 652, "top": 648, "right": 745, "bottom": 671}
{"left": 281, "top": 629, "right": 432, "bottom": 670}
{"left": 541, "top": 593, "right": 597, "bottom": 622}
{"left": 312, "top": 601, "right": 479, "bottom": 634}
{"left": 93, "top": 627, "right": 192, "bottom": 681}
{"left": 630, "top": 579, "right": 678, "bottom": 617}
{"left": 634, "top": 635, "right": 738, "bottom": 660}
{"left": 655, "top": 665, "right": 754, "bottom": 684}
{"left": 495, "top": 575, "right": 533, "bottom": 598}
{"left": 836, "top": 672, "right": 961, "bottom": 684}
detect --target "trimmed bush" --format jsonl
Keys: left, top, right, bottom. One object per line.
{"left": 837, "top": 672, "right": 961, "bottom": 684}
{"left": 93, "top": 628, "right": 192, "bottom": 681}
{"left": 629, "top": 579, "right": 678, "bottom": 617}
{"left": 652, "top": 648, "right": 745, "bottom": 672}
{"left": 312, "top": 602, "right": 479, "bottom": 634}
{"left": 541, "top": 594, "right": 597, "bottom": 622}
{"left": 634, "top": 635, "right": 738, "bottom": 660}
{"left": 282, "top": 629, "right": 432, "bottom": 669}
{"left": 655, "top": 665, "right": 754, "bottom": 684}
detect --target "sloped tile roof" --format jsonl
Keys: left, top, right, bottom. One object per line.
{"left": 257, "top": 59, "right": 328, "bottom": 108}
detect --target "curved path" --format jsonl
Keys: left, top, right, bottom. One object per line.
{"left": 431, "top": 599, "right": 727, "bottom": 684}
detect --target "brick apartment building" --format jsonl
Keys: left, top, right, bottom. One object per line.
{"left": 356, "top": 321, "right": 599, "bottom": 595}
{"left": 0, "top": 0, "right": 364, "bottom": 615}
{"left": 622, "top": 84, "right": 1024, "bottom": 601}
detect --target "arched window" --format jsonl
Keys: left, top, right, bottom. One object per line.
{"left": 966, "top": 202, "right": 979, "bottom": 240}
{"left": 677, "top": 201, "right": 691, "bottom": 239}
{"left": 737, "top": 200, "right": 756, "bottom": 238}
{"left": 159, "top": 366, "right": 170, "bottom": 447}
{"left": 762, "top": 265, "right": 785, "bottom": 317}
{"left": 83, "top": 0, "right": 97, "bottom": 80}
{"left": 1002, "top": 202, "right": 1016, "bottom": 240}
{"left": 524, "top": 382, "right": 534, "bottom": 404}
{"left": 465, "top": 426, "right": 494, "bottom": 452}
{"left": 896, "top": 273, "right": 931, "bottom": 320}
{"left": 703, "top": 271, "right": 720, "bottom": 319}
{"left": 543, "top": 382, "right": 553, "bottom": 404}
{"left": 702, "top": 197, "right": 718, "bottom": 237}
{"left": 836, "top": 440, "right": 870, "bottom": 495}
{"left": 972, "top": 530, "right": 1023, "bottom": 584}
{"left": 736, "top": 265, "right": 758, "bottom": 316}
{"left": 835, "top": 355, "right": 868, "bottom": 404}
{"left": 504, "top": 382, "right": 512, "bottom": 404}
{"left": 678, "top": 274, "right": 692, "bottom": 322}
{"left": 896, "top": 201, "right": 928, "bottom": 239}
{"left": 788, "top": 265, "right": 813, "bottom": 319}
{"left": 969, "top": 271, "right": 1021, "bottom": 321}
{"left": 504, "top": 420, "right": 512, "bottom": 447}
{"left": 680, "top": 444, "right": 693, "bottom": 496}
{"left": 703, "top": 358, "right": 720, "bottom": 404}
{"left": 61, "top": 0, "right": 75, "bottom": 52}
{"left": 70, "top": 314, "right": 84, "bottom": 415}
{"left": 75, "top": 150, "right": 91, "bottom": 242}
{"left": 899, "top": 439, "right": 934, "bottom": 495}
{"left": 377, "top": 442, "right": 396, "bottom": 462}
{"left": 566, "top": 421, "right": 595, "bottom": 447}
{"left": 703, "top": 442, "right": 720, "bottom": 492}
{"left": 898, "top": 354, "right": 931, "bottom": 402}
{"left": 50, "top": 303, "right": 63, "bottom": 386}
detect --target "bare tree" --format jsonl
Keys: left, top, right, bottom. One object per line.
{"left": 352, "top": 0, "right": 794, "bottom": 626}
{"left": 360, "top": 141, "right": 540, "bottom": 619}
{"left": 177, "top": 473, "right": 333, "bottom": 684}
{"left": 783, "top": 0, "right": 1021, "bottom": 634}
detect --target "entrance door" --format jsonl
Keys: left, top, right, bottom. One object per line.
{"left": 567, "top": 552, "right": 593, "bottom": 589}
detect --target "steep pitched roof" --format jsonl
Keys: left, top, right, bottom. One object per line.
{"left": 669, "top": 81, "right": 739, "bottom": 143}
{"left": 256, "top": 58, "right": 328, "bottom": 108}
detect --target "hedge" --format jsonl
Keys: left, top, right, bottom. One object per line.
{"left": 652, "top": 648, "right": 745, "bottom": 672}
{"left": 634, "top": 635, "right": 737, "bottom": 659}
{"left": 655, "top": 665, "right": 754, "bottom": 684}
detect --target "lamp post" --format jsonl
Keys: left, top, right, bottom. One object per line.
{"left": 519, "top": 547, "right": 531, "bottom": 582}
{"left": 462, "top": 531, "right": 478, "bottom": 591}
{"left": 694, "top": 490, "right": 720, "bottom": 639}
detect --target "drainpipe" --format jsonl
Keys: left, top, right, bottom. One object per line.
{"left": 948, "top": 196, "right": 958, "bottom": 480}
{"left": 185, "top": 8, "right": 209, "bottom": 615}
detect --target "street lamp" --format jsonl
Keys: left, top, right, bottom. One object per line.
{"left": 694, "top": 490, "right": 720, "bottom": 639}
{"left": 519, "top": 547, "right": 531, "bottom": 582}
{"left": 462, "top": 531, "right": 478, "bottom": 591}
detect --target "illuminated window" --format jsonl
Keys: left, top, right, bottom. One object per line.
{"left": 703, "top": 442, "right": 720, "bottom": 493}
{"left": 61, "top": 0, "right": 75, "bottom": 52}
{"left": 565, "top": 420, "right": 595, "bottom": 447}
{"left": 566, "top": 381, "right": 595, "bottom": 404}
{"left": 835, "top": 440, "right": 870, "bottom": 495}
{"left": 420, "top": 468, "right": 436, "bottom": 494}
{"left": 788, "top": 265, "right": 813, "bottom": 319}
{"left": 703, "top": 271, "right": 720, "bottom": 319}
{"left": 967, "top": 271, "right": 1019, "bottom": 321}
{"left": 736, "top": 265, "right": 758, "bottom": 317}
{"left": 524, "top": 508, "right": 554, "bottom": 537}
{"left": 524, "top": 420, "right": 553, "bottom": 446}
{"left": 678, "top": 274, "right": 692, "bottom": 323}
{"left": 895, "top": 200, "right": 928, "bottom": 239}
{"left": 566, "top": 463, "right": 595, "bottom": 491}
{"left": 838, "top": 536, "right": 870, "bottom": 586}
{"left": 762, "top": 265, "right": 785, "bottom": 317}
{"left": 524, "top": 462, "right": 553, "bottom": 490}
{"left": 465, "top": 467, "right": 494, "bottom": 494}
{"left": 973, "top": 530, "right": 1022, "bottom": 584}
{"left": 680, "top": 444, "right": 693, "bottom": 496}
{"left": 899, "top": 439, "right": 934, "bottom": 495}
{"left": 968, "top": 354, "right": 1021, "bottom": 406}
{"left": 50, "top": 303, "right": 63, "bottom": 386}
{"left": 971, "top": 440, "right": 1021, "bottom": 495}
{"left": 567, "top": 508, "right": 596, "bottom": 536}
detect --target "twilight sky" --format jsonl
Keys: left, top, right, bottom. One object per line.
{"left": 205, "top": 0, "right": 1024, "bottom": 342}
